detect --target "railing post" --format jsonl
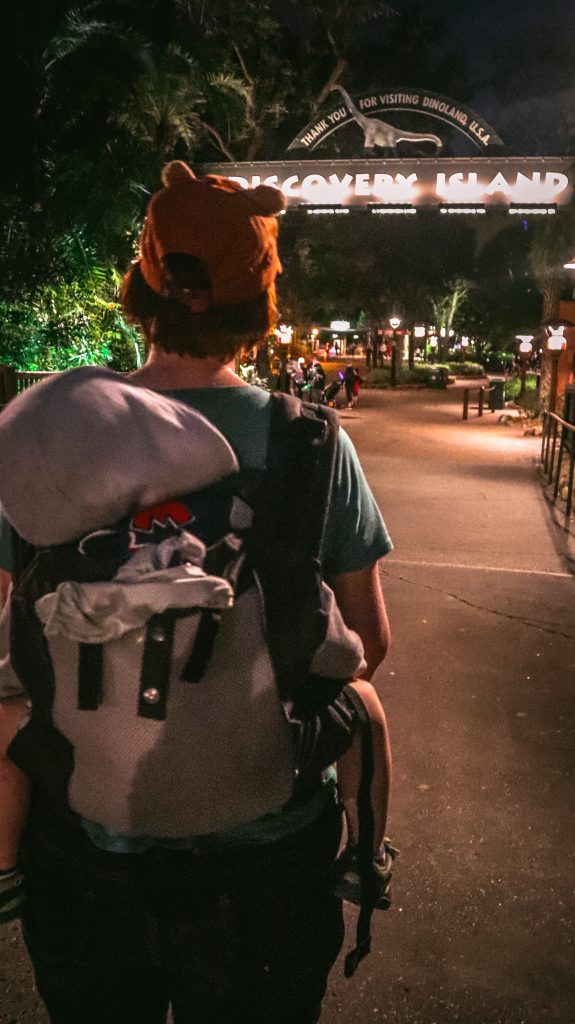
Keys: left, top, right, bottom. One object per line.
{"left": 478, "top": 387, "right": 484, "bottom": 417}
{"left": 0, "top": 364, "right": 18, "bottom": 408}
{"left": 462, "top": 388, "right": 469, "bottom": 420}
{"left": 553, "top": 426, "right": 566, "bottom": 499}
{"left": 566, "top": 446, "right": 575, "bottom": 519}
{"left": 541, "top": 412, "right": 548, "bottom": 468}
{"left": 548, "top": 419, "right": 559, "bottom": 482}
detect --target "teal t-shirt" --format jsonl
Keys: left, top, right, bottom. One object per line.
{"left": 0, "top": 384, "right": 392, "bottom": 851}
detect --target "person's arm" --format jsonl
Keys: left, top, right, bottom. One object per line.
{"left": 0, "top": 570, "right": 10, "bottom": 610}
{"left": 329, "top": 562, "right": 390, "bottom": 680}
{"left": 0, "top": 570, "right": 30, "bottom": 879}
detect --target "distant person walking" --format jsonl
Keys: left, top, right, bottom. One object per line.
{"left": 351, "top": 367, "right": 365, "bottom": 408}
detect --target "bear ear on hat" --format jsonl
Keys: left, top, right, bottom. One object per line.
{"left": 245, "top": 183, "right": 286, "bottom": 216}
{"left": 161, "top": 161, "right": 197, "bottom": 188}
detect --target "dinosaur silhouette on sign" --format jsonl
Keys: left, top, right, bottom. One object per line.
{"left": 330, "top": 85, "right": 443, "bottom": 153}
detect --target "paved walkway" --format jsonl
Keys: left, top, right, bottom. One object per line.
{"left": 2, "top": 382, "right": 574, "bottom": 1023}
{"left": 320, "top": 383, "right": 575, "bottom": 1023}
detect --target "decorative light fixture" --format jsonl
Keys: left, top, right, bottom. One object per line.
{"left": 389, "top": 317, "right": 402, "bottom": 330}
{"left": 546, "top": 326, "right": 566, "bottom": 413}
{"left": 331, "top": 320, "right": 351, "bottom": 331}
{"left": 516, "top": 334, "right": 534, "bottom": 354}
{"left": 564, "top": 257, "right": 575, "bottom": 269}
{"left": 547, "top": 325, "right": 566, "bottom": 351}
{"left": 414, "top": 325, "right": 426, "bottom": 338}
{"left": 274, "top": 324, "right": 293, "bottom": 345}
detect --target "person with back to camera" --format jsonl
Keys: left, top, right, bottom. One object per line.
{"left": 343, "top": 363, "right": 356, "bottom": 407}
{"left": 0, "top": 161, "right": 396, "bottom": 1023}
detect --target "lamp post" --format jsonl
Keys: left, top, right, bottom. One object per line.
{"left": 516, "top": 335, "right": 534, "bottom": 397}
{"left": 389, "top": 316, "right": 402, "bottom": 386}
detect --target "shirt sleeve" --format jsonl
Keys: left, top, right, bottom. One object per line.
{"left": 321, "top": 428, "right": 393, "bottom": 576}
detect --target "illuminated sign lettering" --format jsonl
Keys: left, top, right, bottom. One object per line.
{"left": 202, "top": 159, "right": 574, "bottom": 210}
{"left": 287, "top": 88, "right": 504, "bottom": 154}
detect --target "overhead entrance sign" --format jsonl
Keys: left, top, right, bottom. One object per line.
{"left": 204, "top": 157, "right": 574, "bottom": 211}
{"left": 203, "top": 87, "right": 573, "bottom": 213}
{"left": 287, "top": 87, "right": 503, "bottom": 153}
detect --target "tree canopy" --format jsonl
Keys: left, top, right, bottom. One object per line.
{"left": 1, "top": 0, "right": 574, "bottom": 369}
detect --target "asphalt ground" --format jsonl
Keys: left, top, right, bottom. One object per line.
{"left": 1, "top": 381, "right": 574, "bottom": 1023}
{"left": 319, "top": 383, "right": 575, "bottom": 1024}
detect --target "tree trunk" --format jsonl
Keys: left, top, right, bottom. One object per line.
{"left": 539, "top": 271, "right": 563, "bottom": 410}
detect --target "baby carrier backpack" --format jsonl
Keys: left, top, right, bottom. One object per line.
{"left": 2, "top": 368, "right": 366, "bottom": 839}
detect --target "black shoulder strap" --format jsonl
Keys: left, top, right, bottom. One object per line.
{"left": 257, "top": 392, "right": 338, "bottom": 559}
{"left": 343, "top": 686, "right": 377, "bottom": 978}
{"left": 9, "top": 526, "right": 36, "bottom": 586}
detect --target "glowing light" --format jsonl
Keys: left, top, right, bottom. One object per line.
{"left": 299, "top": 173, "right": 353, "bottom": 205}
{"left": 331, "top": 321, "right": 351, "bottom": 330}
{"left": 565, "top": 257, "right": 575, "bottom": 269}
{"left": 372, "top": 173, "right": 418, "bottom": 203}
{"left": 429, "top": 336, "right": 438, "bottom": 348}
{"left": 439, "top": 205, "right": 486, "bottom": 214}
{"left": 547, "top": 326, "right": 566, "bottom": 352}
{"left": 275, "top": 324, "right": 293, "bottom": 345}
{"left": 516, "top": 334, "right": 533, "bottom": 354}
{"left": 305, "top": 207, "right": 349, "bottom": 215}
{"left": 389, "top": 317, "right": 402, "bottom": 330}
{"left": 509, "top": 205, "right": 556, "bottom": 215}
{"left": 436, "top": 172, "right": 484, "bottom": 203}
{"left": 414, "top": 326, "right": 426, "bottom": 338}
{"left": 461, "top": 336, "right": 469, "bottom": 347}
{"left": 370, "top": 205, "right": 417, "bottom": 215}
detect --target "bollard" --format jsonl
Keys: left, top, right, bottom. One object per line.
{"left": 478, "top": 387, "right": 485, "bottom": 417}
{"left": 462, "top": 389, "right": 469, "bottom": 420}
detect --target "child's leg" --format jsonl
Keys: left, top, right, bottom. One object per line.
{"left": 337, "top": 680, "right": 391, "bottom": 859}
{"left": 0, "top": 698, "right": 30, "bottom": 870}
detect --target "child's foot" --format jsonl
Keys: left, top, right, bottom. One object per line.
{"left": 0, "top": 867, "right": 25, "bottom": 923}
{"left": 332, "top": 840, "right": 398, "bottom": 909}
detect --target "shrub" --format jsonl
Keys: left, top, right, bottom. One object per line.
{"left": 0, "top": 267, "right": 143, "bottom": 372}
{"left": 445, "top": 361, "right": 486, "bottom": 377}
{"left": 364, "top": 364, "right": 442, "bottom": 388}
{"left": 504, "top": 373, "right": 540, "bottom": 416}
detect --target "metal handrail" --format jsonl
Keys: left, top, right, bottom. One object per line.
{"left": 462, "top": 383, "right": 495, "bottom": 420}
{"left": 540, "top": 411, "right": 575, "bottom": 520}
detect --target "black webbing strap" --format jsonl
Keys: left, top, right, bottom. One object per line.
{"left": 181, "top": 609, "right": 221, "bottom": 683}
{"left": 137, "top": 611, "right": 177, "bottom": 720}
{"left": 342, "top": 685, "right": 377, "bottom": 979}
{"left": 77, "top": 644, "right": 104, "bottom": 710}
{"left": 9, "top": 526, "right": 36, "bottom": 587}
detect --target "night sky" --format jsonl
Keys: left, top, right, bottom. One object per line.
{"left": 273, "top": 0, "right": 575, "bottom": 154}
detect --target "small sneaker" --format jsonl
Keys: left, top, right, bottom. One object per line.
{"left": 0, "top": 868, "right": 26, "bottom": 924}
{"left": 332, "top": 840, "right": 397, "bottom": 910}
